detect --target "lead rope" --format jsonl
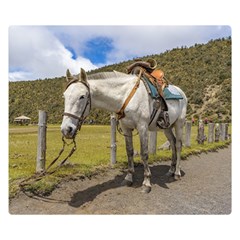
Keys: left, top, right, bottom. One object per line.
{"left": 19, "top": 85, "right": 89, "bottom": 191}
{"left": 19, "top": 136, "right": 77, "bottom": 190}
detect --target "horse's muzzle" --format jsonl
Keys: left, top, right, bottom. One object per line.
{"left": 61, "top": 124, "right": 77, "bottom": 139}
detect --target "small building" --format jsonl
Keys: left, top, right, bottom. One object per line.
{"left": 14, "top": 115, "right": 31, "bottom": 125}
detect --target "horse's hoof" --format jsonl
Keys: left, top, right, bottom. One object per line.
{"left": 141, "top": 186, "right": 151, "bottom": 193}
{"left": 121, "top": 179, "right": 133, "bottom": 187}
{"left": 174, "top": 174, "right": 181, "bottom": 180}
{"left": 165, "top": 171, "right": 174, "bottom": 177}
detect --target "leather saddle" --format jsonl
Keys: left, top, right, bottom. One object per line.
{"left": 126, "top": 59, "right": 170, "bottom": 128}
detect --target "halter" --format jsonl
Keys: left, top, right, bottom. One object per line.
{"left": 62, "top": 79, "right": 91, "bottom": 132}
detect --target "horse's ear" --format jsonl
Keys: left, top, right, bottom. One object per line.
{"left": 66, "top": 69, "right": 72, "bottom": 82}
{"left": 79, "top": 68, "right": 87, "bottom": 83}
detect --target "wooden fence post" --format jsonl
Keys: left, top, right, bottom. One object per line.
{"left": 36, "top": 110, "right": 47, "bottom": 173}
{"left": 149, "top": 131, "right": 157, "bottom": 154}
{"left": 220, "top": 123, "right": 226, "bottom": 141}
{"left": 225, "top": 123, "right": 229, "bottom": 140}
{"left": 185, "top": 121, "right": 192, "bottom": 147}
{"left": 110, "top": 114, "right": 117, "bottom": 164}
{"left": 197, "top": 120, "right": 205, "bottom": 144}
{"left": 215, "top": 123, "right": 220, "bottom": 142}
{"left": 208, "top": 123, "right": 215, "bottom": 143}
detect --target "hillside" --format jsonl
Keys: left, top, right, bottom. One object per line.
{"left": 9, "top": 37, "right": 231, "bottom": 124}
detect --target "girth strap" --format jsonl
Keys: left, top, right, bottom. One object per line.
{"left": 116, "top": 69, "right": 142, "bottom": 120}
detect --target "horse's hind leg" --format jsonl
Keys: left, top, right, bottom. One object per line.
{"left": 163, "top": 128, "right": 177, "bottom": 176}
{"left": 174, "top": 120, "right": 184, "bottom": 180}
{"left": 122, "top": 128, "right": 134, "bottom": 186}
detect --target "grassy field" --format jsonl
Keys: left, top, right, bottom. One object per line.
{"left": 9, "top": 124, "right": 230, "bottom": 198}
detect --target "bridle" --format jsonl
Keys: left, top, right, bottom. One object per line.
{"left": 62, "top": 79, "right": 91, "bottom": 133}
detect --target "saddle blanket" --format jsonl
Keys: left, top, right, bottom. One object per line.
{"left": 163, "top": 85, "right": 183, "bottom": 100}
{"left": 142, "top": 75, "right": 183, "bottom": 100}
{"left": 142, "top": 76, "right": 159, "bottom": 99}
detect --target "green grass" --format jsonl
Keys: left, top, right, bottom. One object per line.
{"left": 9, "top": 124, "right": 231, "bottom": 198}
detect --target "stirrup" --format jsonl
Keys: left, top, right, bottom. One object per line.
{"left": 157, "top": 112, "right": 170, "bottom": 129}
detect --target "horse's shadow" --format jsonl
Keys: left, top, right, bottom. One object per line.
{"left": 69, "top": 164, "right": 185, "bottom": 208}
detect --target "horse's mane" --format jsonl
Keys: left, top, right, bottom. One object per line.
{"left": 88, "top": 71, "right": 129, "bottom": 80}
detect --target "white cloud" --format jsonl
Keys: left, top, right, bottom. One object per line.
{"left": 104, "top": 26, "right": 231, "bottom": 63}
{"left": 9, "top": 25, "right": 231, "bottom": 81}
{"left": 9, "top": 26, "right": 97, "bottom": 81}
{"left": 49, "top": 25, "right": 230, "bottom": 64}
{"left": 8, "top": 71, "right": 32, "bottom": 81}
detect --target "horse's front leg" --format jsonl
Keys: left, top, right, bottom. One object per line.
{"left": 122, "top": 128, "right": 134, "bottom": 186}
{"left": 139, "top": 125, "right": 151, "bottom": 193}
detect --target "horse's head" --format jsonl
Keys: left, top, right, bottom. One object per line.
{"left": 61, "top": 68, "right": 91, "bottom": 139}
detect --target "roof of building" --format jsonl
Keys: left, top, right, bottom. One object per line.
{"left": 14, "top": 115, "right": 31, "bottom": 121}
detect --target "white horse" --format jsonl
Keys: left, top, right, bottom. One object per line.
{"left": 61, "top": 68, "right": 187, "bottom": 193}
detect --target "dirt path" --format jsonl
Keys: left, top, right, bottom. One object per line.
{"left": 9, "top": 146, "right": 231, "bottom": 214}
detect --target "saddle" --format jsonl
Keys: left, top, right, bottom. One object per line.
{"left": 126, "top": 59, "right": 170, "bottom": 128}
{"left": 126, "top": 58, "right": 157, "bottom": 74}
{"left": 127, "top": 59, "right": 167, "bottom": 97}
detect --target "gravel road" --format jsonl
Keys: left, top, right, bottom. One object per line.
{"left": 9, "top": 146, "right": 231, "bottom": 214}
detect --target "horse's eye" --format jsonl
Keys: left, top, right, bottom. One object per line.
{"left": 79, "top": 95, "right": 85, "bottom": 100}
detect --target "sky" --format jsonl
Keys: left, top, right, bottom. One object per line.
{"left": 9, "top": 25, "right": 231, "bottom": 81}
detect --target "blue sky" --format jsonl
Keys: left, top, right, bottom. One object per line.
{"left": 83, "top": 37, "right": 114, "bottom": 64}
{"left": 9, "top": 25, "right": 231, "bottom": 81}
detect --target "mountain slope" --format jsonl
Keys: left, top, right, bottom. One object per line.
{"left": 9, "top": 37, "right": 231, "bottom": 124}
